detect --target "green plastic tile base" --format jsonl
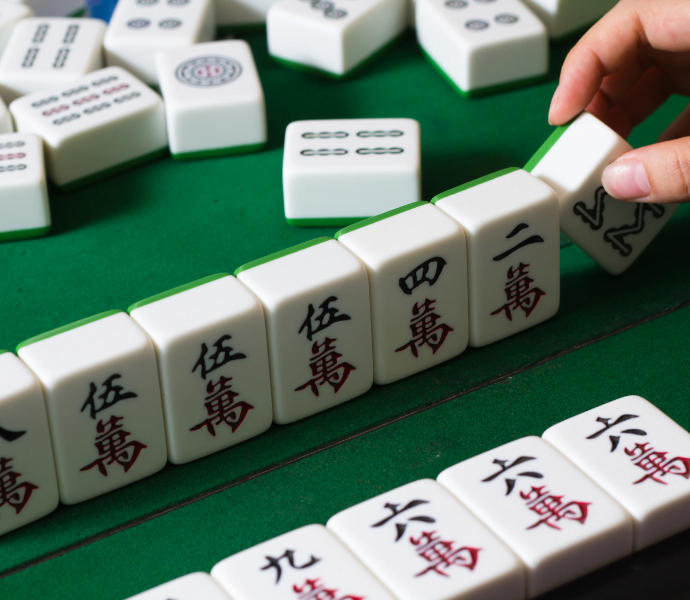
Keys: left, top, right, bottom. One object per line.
{"left": 271, "top": 32, "right": 405, "bottom": 81}
{"left": 524, "top": 120, "right": 574, "bottom": 172}
{"left": 16, "top": 309, "right": 123, "bottom": 353}
{"left": 420, "top": 47, "right": 548, "bottom": 98}
{"left": 0, "top": 226, "right": 51, "bottom": 243}
{"left": 234, "top": 237, "right": 331, "bottom": 276}
{"left": 128, "top": 273, "right": 230, "bottom": 313}
{"left": 432, "top": 168, "right": 520, "bottom": 204}
{"left": 334, "top": 202, "right": 428, "bottom": 239}
{"left": 286, "top": 217, "right": 369, "bottom": 228}
{"left": 172, "top": 142, "right": 266, "bottom": 161}
{"left": 54, "top": 148, "right": 169, "bottom": 193}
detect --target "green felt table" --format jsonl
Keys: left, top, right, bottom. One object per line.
{"left": 1, "top": 28, "right": 690, "bottom": 600}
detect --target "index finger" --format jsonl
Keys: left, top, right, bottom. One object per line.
{"left": 548, "top": 0, "right": 690, "bottom": 125}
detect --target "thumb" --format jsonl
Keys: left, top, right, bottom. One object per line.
{"left": 602, "top": 138, "right": 690, "bottom": 204}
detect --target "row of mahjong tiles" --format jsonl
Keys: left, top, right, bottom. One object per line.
{"left": 70, "top": 394, "right": 690, "bottom": 600}
{"left": 0, "top": 146, "right": 677, "bottom": 527}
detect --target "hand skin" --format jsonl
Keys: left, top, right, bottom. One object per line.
{"left": 548, "top": 0, "right": 690, "bottom": 204}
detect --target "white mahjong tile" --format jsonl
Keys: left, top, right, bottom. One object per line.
{"left": 125, "top": 572, "right": 231, "bottom": 600}
{"left": 432, "top": 168, "right": 559, "bottom": 348}
{"left": 0, "top": 351, "right": 58, "bottom": 537}
{"left": 235, "top": 238, "right": 373, "bottom": 425}
{"left": 0, "top": 18, "right": 105, "bottom": 103}
{"left": 520, "top": 0, "right": 618, "bottom": 39}
{"left": 17, "top": 310, "right": 167, "bottom": 505}
{"left": 216, "top": 0, "right": 279, "bottom": 28}
{"left": 416, "top": 0, "right": 548, "bottom": 96}
{"left": 438, "top": 436, "right": 633, "bottom": 598}
{"left": 0, "top": 132, "right": 50, "bottom": 242}
{"left": 10, "top": 66, "right": 168, "bottom": 190}
{"left": 543, "top": 396, "right": 690, "bottom": 550}
{"left": 155, "top": 39, "right": 267, "bottom": 159}
{"left": 0, "top": 0, "right": 34, "bottom": 56}
{"left": 129, "top": 274, "right": 273, "bottom": 465}
{"left": 283, "top": 118, "right": 421, "bottom": 226}
{"left": 526, "top": 112, "right": 678, "bottom": 275}
{"left": 212, "top": 524, "right": 397, "bottom": 600}
{"left": 328, "top": 479, "right": 524, "bottom": 600}
{"left": 336, "top": 202, "right": 468, "bottom": 385}
{"left": 267, "top": 0, "right": 407, "bottom": 78}
{"left": 0, "top": 93, "right": 12, "bottom": 132}
{"left": 23, "top": 0, "right": 85, "bottom": 18}
{"left": 104, "top": 0, "right": 216, "bottom": 85}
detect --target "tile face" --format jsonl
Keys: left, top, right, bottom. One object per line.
{"left": 10, "top": 66, "right": 168, "bottom": 189}
{"left": 0, "top": 352, "right": 58, "bottom": 537}
{"left": 216, "top": 0, "right": 279, "bottom": 27}
{"left": 235, "top": 238, "right": 373, "bottom": 425}
{"left": 0, "top": 0, "right": 34, "bottom": 56}
{"left": 520, "top": 0, "right": 617, "bottom": 39}
{"left": 212, "top": 524, "right": 396, "bottom": 600}
{"left": 283, "top": 118, "right": 421, "bottom": 226}
{"left": 0, "top": 132, "right": 50, "bottom": 242}
{"left": 438, "top": 436, "right": 632, "bottom": 598}
{"left": 129, "top": 274, "right": 273, "bottom": 465}
{"left": 416, "top": 0, "right": 548, "bottom": 95}
{"left": 156, "top": 39, "right": 267, "bottom": 159}
{"left": 104, "top": 0, "right": 215, "bottom": 84}
{"left": 433, "top": 168, "right": 559, "bottom": 348}
{"left": 17, "top": 311, "right": 167, "bottom": 505}
{"left": 0, "top": 18, "right": 105, "bottom": 103}
{"left": 267, "top": 0, "right": 407, "bottom": 77}
{"left": 126, "top": 572, "right": 231, "bottom": 600}
{"left": 336, "top": 203, "right": 468, "bottom": 385}
{"left": 327, "top": 479, "right": 524, "bottom": 600}
{"left": 526, "top": 112, "right": 678, "bottom": 275}
{"left": 543, "top": 396, "right": 690, "bottom": 550}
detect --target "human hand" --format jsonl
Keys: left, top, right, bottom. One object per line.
{"left": 548, "top": 0, "right": 690, "bottom": 204}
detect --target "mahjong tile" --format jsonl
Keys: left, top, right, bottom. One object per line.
{"left": 520, "top": 0, "right": 617, "bottom": 39}
{"left": 432, "top": 168, "right": 559, "bottom": 347}
{"left": 216, "top": 0, "right": 279, "bottom": 30}
{"left": 438, "top": 436, "right": 633, "bottom": 597}
{"left": 0, "top": 351, "right": 58, "bottom": 537}
{"left": 0, "top": 0, "right": 34, "bottom": 56}
{"left": 17, "top": 310, "right": 167, "bottom": 505}
{"left": 155, "top": 39, "right": 267, "bottom": 160}
{"left": 526, "top": 112, "right": 678, "bottom": 275}
{"left": 267, "top": 0, "right": 407, "bottom": 78}
{"left": 235, "top": 238, "right": 373, "bottom": 425}
{"left": 0, "top": 132, "right": 50, "bottom": 242}
{"left": 125, "top": 572, "right": 231, "bottom": 600}
{"left": 283, "top": 118, "right": 421, "bottom": 226}
{"left": 104, "top": 0, "right": 216, "bottom": 85}
{"left": 544, "top": 395, "right": 690, "bottom": 550}
{"left": 416, "top": 0, "right": 548, "bottom": 96}
{"left": 212, "top": 524, "right": 397, "bottom": 600}
{"left": 0, "top": 18, "right": 105, "bottom": 103}
{"left": 10, "top": 66, "right": 167, "bottom": 190}
{"left": 129, "top": 274, "right": 273, "bottom": 465}
{"left": 336, "top": 202, "right": 468, "bottom": 384}
{"left": 328, "top": 479, "right": 525, "bottom": 600}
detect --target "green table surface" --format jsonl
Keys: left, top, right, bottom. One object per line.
{"left": 1, "top": 29, "right": 690, "bottom": 600}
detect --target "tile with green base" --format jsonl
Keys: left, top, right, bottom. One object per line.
{"left": 286, "top": 217, "right": 369, "bottom": 228}
{"left": 128, "top": 273, "right": 230, "bottom": 313}
{"left": 233, "top": 237, "right": 331, "bottom": 276}
{"left": 420, "top": 47, "right": 548, "bottom": 98}
{"left": 334, "top": 201, "right": 427, "bottom": 239}
{"left": 431, "top": 167, "right": 520, "bottom": 204}
{"left": 171, "top": 142, "right": 266, "bottom": 161}
{"left": 54, "top": 148, "right": 169, "bottom": 193}
{"left": 271, "top": 32, "right": 405, "bottom": 81}
{"left": 524, "top": 121, "right": 573, "bottom": 172}
{"left": 16, "top": 309, "right": 123, "bottom": 353}
{"left": 0, "top": 226, "right": 51, "bottom": 243}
